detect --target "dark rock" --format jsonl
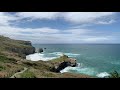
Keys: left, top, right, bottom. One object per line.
{"left": 55, "top": 61, "right": 70, "bottom": 72}
{"left": 5, "top": 41, "right": 35, "bottom": 58}
{"left": 7, "top": 45, "right": 35, "bottom": 56}
{"left": 50, "top": 58, "right": 77, "bottom": 73}
{"left": 67, "top": 58, "right": 77, "bottom": 67}
{"left": 36, "top": 48, "right": 43, "bottom": 53}
{"left": 38, "top": 48, "right": 43, "bottom": 53}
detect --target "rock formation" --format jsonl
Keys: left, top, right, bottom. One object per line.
{"left": 8, "top": 46, "right": 35, "bottom": 55}
{"left": 50, "top": 58, "right": 77, "bottom": 72}
{"left": 38, "top": 48, "right": 44, "bottom": 53}
{"left": 35, "top": 48, "right": 44, "bottom": 53}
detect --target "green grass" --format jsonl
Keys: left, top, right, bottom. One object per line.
{"left": 0, "top": 35, "right": 34, "bottom": 57}
{"left": 109, "top": 70, "right": 120, "bottom": 78}
{"left": 42, "top": 72, "right": 56, "bottom": 77}
{"left": 0, "top": 55, "right": 17, "bottom": 63}
{"left": 0, "top": 55, "right": 10, "bottom": 62}
{"left": 50, "top": 54, "right": 69, "bottom": 63}
{"left": 20, "top": 70, "right": 36, "bottom": 78}
{"left": 23, "top": 61, "right": 51, "bottom": 71}
{"left": 0, "top": 66, "right": 6, "bottom": 71}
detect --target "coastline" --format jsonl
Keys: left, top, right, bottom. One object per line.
{"left": 0, "top": 35, "right": 103, "bottom": 78}
{"left": 26, "top": 51, "right": 111, "bottom": 78}
{"left": 25, "top": 52, "right": 95, "bottom": 78}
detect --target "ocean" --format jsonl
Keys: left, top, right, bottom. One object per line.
{"left": 26, "top": 44, "right": 120, "bottom": 78}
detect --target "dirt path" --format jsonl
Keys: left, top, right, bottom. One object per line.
{"left": 10, "top": 67, "right": 28, "bottom": 78}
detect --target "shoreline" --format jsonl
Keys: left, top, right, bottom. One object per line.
{"left": 25, "top": 52, "right": 97, "bottom": 78}
{"left": 26, "top": 52, "right": 111, "bottom": 78}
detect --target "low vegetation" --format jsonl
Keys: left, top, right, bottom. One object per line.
{"left": 49, "top": 54, "right": 68, "bottom": 63}
{"left": 109, "top": 70, "right": 120, "bottom": 78}
{"left": 0, "top": 66, "right": 5, "bottom": 71}
{"left": 20, "top": 69, "right": 36, "bottom": 78}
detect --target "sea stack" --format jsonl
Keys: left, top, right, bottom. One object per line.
{"left": 36, "top": 48, "right": 44, "bottom": 53}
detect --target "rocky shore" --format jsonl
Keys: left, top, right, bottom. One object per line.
{"left": 50, "top": 56, "right": 77, "bottom": 72}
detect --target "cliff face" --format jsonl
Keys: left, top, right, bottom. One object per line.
{"left": 6, "top": 41, "right": 35, "bottom": 55}
{"left": 0, "top": 35, "right": 35, "bottom": 58}
{"left": 6, "top": 44, "right": 35, "bottom": 56}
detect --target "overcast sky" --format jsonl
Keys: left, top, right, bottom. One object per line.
{"left": 0, "top": 12, "right": 120, "bottom": 44}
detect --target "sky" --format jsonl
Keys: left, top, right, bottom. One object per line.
{"left": 0, "top": 12, "right": 120, "bottom": 44}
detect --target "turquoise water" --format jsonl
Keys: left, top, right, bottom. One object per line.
{"left": 32, "top": 44, "right": 120, "bottom": 77}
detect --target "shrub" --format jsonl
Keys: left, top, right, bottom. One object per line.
{"left": 0, "top": 66, "right": 5, "bottom": 71}
{"left": 109, "top": 70, "right": 120, "bottom": 78}
{"left": 0, "top": 55, "right": 16, "bottom": 63}
{"left": 20, "top": 70, "right": 36, "bottom": 78}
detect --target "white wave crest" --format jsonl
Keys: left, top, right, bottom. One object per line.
{"left": 49, "top": 52, "right": 80, "bottom": 57}
{"left": 96, "top": 72, "right": 110, "bottom": 78}
{"left": 26, "top": 53, "right": 57, "bottom": 61}
{"left": 60, "top": 65, "right": 97, "bottom": 76}
{"left": 60, "top": 66, "right": 77, "bottom": 73}
{"left": 77, "top": 63, "right": 83, "bottom": 67}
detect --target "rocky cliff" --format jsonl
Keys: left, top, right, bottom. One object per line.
{"left": 0, "top": 35, "right": 35, "bottom": 58}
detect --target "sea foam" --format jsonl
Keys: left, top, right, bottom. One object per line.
{"left": 26, "top": 53, "right": 56, "bottom": 61}
{"left": 96, "top": 72, "right": 110, "bottom": 78}
{"left": 60, "top": 62, "right": 96, "bottom": 75}
{"left": 49, "top": 52, "right": 80, "bottom": 57}
{"left": 26, "top": 52, "right": 80, "bottom": 61}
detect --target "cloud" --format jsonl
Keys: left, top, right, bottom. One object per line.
{"left": 0, "top": 12, "right": 119, "bottom": 44}
{"left": 97, "top": 20, "right": 115, "bottom": 24}
{"left": 63, "top": 29, "right": 91, "bottom": 35}
{"left": 16, "top": 12, "right": 61, "bottom": 20}
{"left": 63, "top": 12, "right": 116, "bottom": 24}
{"left": 16, "top": 12, "right": 116, "bottom": 25}
{"left": 0, "top": 24, "right": 114, "bottom": 43}
{"left": 0, "top": 12, "right": 17, "bottom": 26}
{"left": 82, "top": 37, "right": 109, "bottom": 42}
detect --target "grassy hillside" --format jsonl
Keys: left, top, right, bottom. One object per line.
{"left": 0, "top": 35, "right": 34, "bottom": 77}
{"left": 0, "top": 35, "right": 35, "bottom": 58}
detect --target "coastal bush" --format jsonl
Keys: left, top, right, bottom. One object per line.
{"left": 20, "top": 70, "right": 36, "bottom": 78}
{"left": 42, "top": 72, "right": 56, "bottom": 77}
{"left": 0, "top": 55, "right": 9, "bottom": 62}
{"left": 50, "top": 54, "right": 69, "bottom": 63}
{"left": 23, "top": 62, "right": 37, "bottom": 67}
{"left": 109, "top": 70, "right": 120, "bottom": 78}
{"left": 0, "top": 55, "right": 16, "bottom": 63}
{"left": 0, "top": 66, "right": 5, "bottom": 71}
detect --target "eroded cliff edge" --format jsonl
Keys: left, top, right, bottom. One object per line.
{"left": 0, "top": 35, "right": 35, "bottom": 58}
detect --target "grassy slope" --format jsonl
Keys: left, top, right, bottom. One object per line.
{"left": 0, "top": 35, "right": 93, "bottom": 78}
{"left": 0, "top": 36, "right": 31, "bottom": 77}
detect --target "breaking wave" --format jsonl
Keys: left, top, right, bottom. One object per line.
{"left": 60, "top": 63, "right": 97, "bottom": 76}
{"left": 49, "top": 52, "right": 80, "bottom": 57}
{"left": 26, "top": 52, "right": 80, "bottom": 61}
{"left": 96, "top": 72, "right": 110, "bottom": 78}
{"left": 26, "top": 53, "right": 56, "bottom": 61}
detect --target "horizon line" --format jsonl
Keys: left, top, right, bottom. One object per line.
{"left": 32, "top": 43, "right": 120, "bottom": 45}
